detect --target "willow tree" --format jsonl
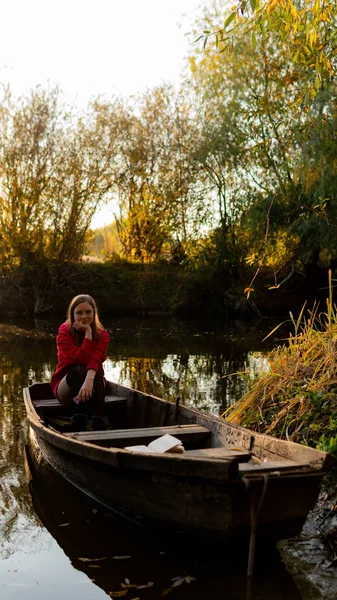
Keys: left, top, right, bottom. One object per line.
{"left": 203, "top": 0, "right": 337, "bottom": 103}
{"left": 96, "top": 85, "right": 209, "bottom": 263}
{"left": 189, "top": 1, "right": 337, "bottom": 291}
{"left": 0, "top": 88, "right": 121, "bottom": 269}
{"left": 0, "top": 88, "right": 124, "bottom": 312}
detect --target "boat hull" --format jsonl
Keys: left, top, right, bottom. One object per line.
{"left": 24, "top": 381, "right": 333, "bottom": 544}
{"left": 27, "top": 424, "right": 322, "bottom": 544}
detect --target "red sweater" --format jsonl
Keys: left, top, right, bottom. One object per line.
{"left": 50, "top": 322, "right": 110, "bottom": 398}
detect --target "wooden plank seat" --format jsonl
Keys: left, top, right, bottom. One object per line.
{"left": 185, "top": 447, "right": 252, "bottom": 463}
{"left": 65, "top": 424, "right": 211, "bottom": 448}
{"left": 238, "top": 460, "right": 312, "bottom": 474}
{"left": 34, "top": 395, "right": 128, "bottom": 409}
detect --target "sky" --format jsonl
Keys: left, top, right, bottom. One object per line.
{"left": 0, "top": 0, "right": 204, "bottom": 101}
{"left": 0, "top": 0, "right": 205, "bottom": 227}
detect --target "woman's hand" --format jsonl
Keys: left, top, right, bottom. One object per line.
{"left": 73, "top": 321, "right": 92, "bottom": 339}
{"left": 77, "top": 369, "right": 96, "bottom": 403}
{"left": 78, "top": 378, "right": 94, "bottom": 402}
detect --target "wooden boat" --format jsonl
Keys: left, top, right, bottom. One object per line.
{"left": 24, "top": 443, "right": 299, "bottom": 599}
{"left": 23, "top": 380, "right": 334, "bottom": 544}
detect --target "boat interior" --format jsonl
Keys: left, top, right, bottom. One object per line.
{"left": 26, "top": 381, "right": 326, "bottom": 476}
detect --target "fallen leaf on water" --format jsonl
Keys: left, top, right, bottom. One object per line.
{"left": 121, "top": 583, "right": 138, "bottom": 589}
{"left": 161, "top": 589, "right": 172, "bottom": 597}
{"left": 58, "top": 523, "right": 70, "bottom": 527}
{"left": 108, "top": 591, "right": 128, "bottom": 597}
{"left": 136, "top": 582, "right": 153, "bottom": 589}
{"left": 172, "top": 578, "right": 184, "bottom": 588}
{"left": 87, "top": 565, "right": 102, "bottom": 569}
{"left": 185, "top": 575, "right": 196, "bottom": 584}
{"left": 78, "top": 557, "right": 107, "bottom": 563}
{"left": 130, "top": 597, "right": 140, "bottom": 600}
{"left": 112, "top": 555, "right": 132, "bottom": 560}
{"left": 136, "top": 585, "right": 148, "bottom": 590}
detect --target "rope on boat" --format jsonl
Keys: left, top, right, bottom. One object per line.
{"left": 244, "top": 473, "right": 269, "bottom": 600}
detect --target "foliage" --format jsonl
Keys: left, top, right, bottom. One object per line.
{"left": 190, "top": 1, "right": 337, "bottom": 295}
{"left": 202, "top": 0, "right": 337, "bottom": 102}
{"left": 86, "top": 222, "right": 122, "bottom": 261}
{"left": 316, "top": 428, "right": 337, "bottom": 457}
{"left": 2, "top": 1, "right": 337, "bottom": 311}
{"left": 0, "top": 88, "right": 120, "bottom": 268}
{"left": 92, "top": 85, "right": 211, "bottom": 263}
{"left": 223, "top": 271, "right": 337, "bottom": 453}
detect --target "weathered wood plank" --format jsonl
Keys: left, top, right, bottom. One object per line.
{"left": 144, "top": 396, "right": 165, "bottom": 427}
{"left": 65, "top": 424, "right": 211, "bottom": 448}
{"left": 34, "top": 395, "right": 127, "bottom": 409}
{"left": 157, "top": 400, "right": 168, "bottom": 426}
{"left": 105, "top": 395, "right": 128, "bottom": 405}
{"left": 118, "top": 450, "right": 239, "bottom": 480}
{"left": 238, "top": 460, "right": 312, "bottom": 474}
{"left": 185, "top": 448, "right": 251, "bottom": 462}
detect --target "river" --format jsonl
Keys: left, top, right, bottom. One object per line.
{"left": 0, "top": 314, "right": 302, "bottom": 599}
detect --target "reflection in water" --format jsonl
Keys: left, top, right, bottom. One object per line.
{"left": 0, "top": 315, "right": 295, "bottom": 599}
{"left": 0, "top": 337, "right": 55, "bottom": 561}
{"left": 105, "top": 351, "right": 269, "bottom": 415}
{"left": 22, "top": 439, "right": 300, "bottom": 600}
{"left": 102, "top": 316, "right": 272, "bottom": 415}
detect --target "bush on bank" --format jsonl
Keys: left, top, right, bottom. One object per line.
{"left": 0, "top": 258, "right": 333, "bottom": 318}
{"left": 0, "top": 259, "right": 247, "bottom": 317}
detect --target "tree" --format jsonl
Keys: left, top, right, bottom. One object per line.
{"left": 0, "top": 88, "right": 121, "bottom": 268}
{"left": 87, "top": 222, "right": 122, "bottom": 261}
{"left": 95, "top": 86, "right": 209, "bottom": 262}
{"left": 190, "top": 1, "right": 337, "bottom": 292}
{"left": 202, "top": 0, "right": 337, "bottom": 102}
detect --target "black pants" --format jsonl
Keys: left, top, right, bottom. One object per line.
{"left": 65, "top": 365, "right": 105, "bottom": 416}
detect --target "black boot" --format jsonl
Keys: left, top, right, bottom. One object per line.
{"left": 71, "top": 413, "right": 89, "bottom": 432}
{"left": 88, "top": 372, "right": 108, "bottom": 430}
{"left": 90, "top": 415, "right": 109, "bottom": 431}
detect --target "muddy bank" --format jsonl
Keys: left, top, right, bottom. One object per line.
{"left": 278, "top": 474, "right": 337, "bottom": 599}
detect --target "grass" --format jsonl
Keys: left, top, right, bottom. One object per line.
{"left": 222, "top": 271, "right": 337, "bottom": 454}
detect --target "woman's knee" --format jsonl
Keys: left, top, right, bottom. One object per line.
{"left": 57, "top": 376, "right": 74, "bottom": 405}
{"left": 65, "top": 365, "right": 86, "bottom": 394}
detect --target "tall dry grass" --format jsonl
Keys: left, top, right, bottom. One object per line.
{"left": 223, "top": 271, "right": 337, "bottom": 447}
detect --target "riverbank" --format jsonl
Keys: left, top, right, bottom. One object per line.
{"left": 0, "top": 260, "right": 331, "bottom": 318}
{"left": 278, "top": 472, "right": 337, "bottom": 599}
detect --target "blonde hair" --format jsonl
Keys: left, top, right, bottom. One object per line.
{"left": 66, "top": 294, "right": 103, "bottom": 342}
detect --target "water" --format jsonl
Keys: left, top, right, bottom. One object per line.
{"left": 0, "top": 315, "right": 301, "bottom": 599}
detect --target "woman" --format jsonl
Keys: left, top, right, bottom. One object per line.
{"left": 51, "top": 294, "right": 110, "bottom": 428}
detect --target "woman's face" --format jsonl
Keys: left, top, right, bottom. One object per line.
{"left": 73, "top": 301, "right": 94, "bottom": 327}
